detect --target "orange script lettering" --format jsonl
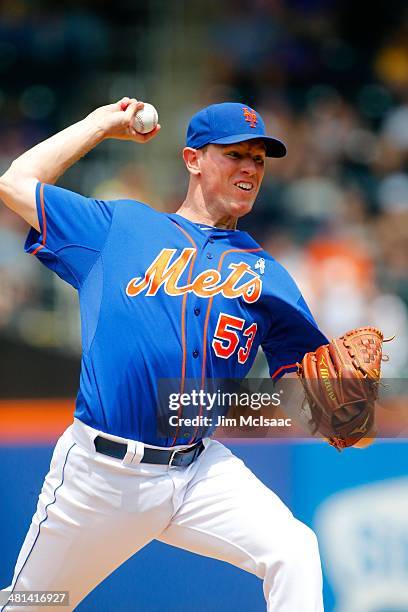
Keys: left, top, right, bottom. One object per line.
{"left": 126, "top": 248, "right": 262, "bottom": 303}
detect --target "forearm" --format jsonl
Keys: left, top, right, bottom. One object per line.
{"left": 5, "top": 117, "right": 104, "bottom": 185}
{"left": 0, "top": 98, "right": 159, "bottom": 229}
{"left": 3, "top": 97, "right": 159, "bottom": 186}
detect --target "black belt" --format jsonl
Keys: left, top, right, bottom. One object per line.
{"left": 94, "top": 436, "right": 204, "bottom": 467}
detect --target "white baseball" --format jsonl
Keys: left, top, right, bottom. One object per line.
{"left": 133, "top": 103, "right": 158, "bottom": 134}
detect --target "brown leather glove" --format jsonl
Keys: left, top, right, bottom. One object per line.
{"left": 297, "top": 327, "right": 390, "bottom": 451}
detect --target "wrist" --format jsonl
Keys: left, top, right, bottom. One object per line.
{"left": 82, "top": 116, "right": 107, "bottom": 144}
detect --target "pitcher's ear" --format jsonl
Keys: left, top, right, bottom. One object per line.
{"left": 183, "top": 147, "right": 201, "bottom": 176}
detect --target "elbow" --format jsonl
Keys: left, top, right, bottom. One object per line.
{"left": 0, "top": 169, "right": 13, "bottom": 201}
{"left": 0, "top": 166, "right": 30, "bottom": 215}
{"left": 0, "top": 167, "right": 21, "bottom": 209}
{"left": 1, "top": 161, "right": 22, "bottom": 183}
{"left": 0, "top": 164, "right": 31, "bottom": 203}
{"left": 0, "top": 162, "right": 19, "bottom": 191}
{"left": 0, "top": 171, "right": 39, "bottom": 230}
{"left": 0, "top": 161, "right": 33, "bottom": 185}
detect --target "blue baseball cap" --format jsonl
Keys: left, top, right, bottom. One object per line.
{"left": 186, "top": 102, "right": 287, "bottom": 158}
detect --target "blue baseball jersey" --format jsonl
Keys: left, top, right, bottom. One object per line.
{"left": 25, "top": 182, "right": 328, "bottom": 446}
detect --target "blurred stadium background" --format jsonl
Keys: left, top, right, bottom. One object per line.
{"left": 0, "top": 1, "right": 407, "bottom": 611}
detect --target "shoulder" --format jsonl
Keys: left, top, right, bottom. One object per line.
{"left": 246, "top": 244, "right": 305, "bottom": 305}
{"left": 230, "top": 232, "right": 298, "bottom": 287}
{"left": 239, "top": 234, "right": 299, "bottom": 291}
{"left": 106, "top": 198, "right": 167, "bottom": 224}
{"left": 108, "top": 198, "right": 158, "bottom": 214}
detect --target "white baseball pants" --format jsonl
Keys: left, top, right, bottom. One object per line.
{"left": 2, "top": 419, "right": 323, "bottom": 611}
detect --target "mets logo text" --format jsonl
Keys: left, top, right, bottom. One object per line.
{"left": 243, "top": 107, "right": 257, "bottom": 128}
{"left": 126, "top": 248, "right": 262, "bottom": 303}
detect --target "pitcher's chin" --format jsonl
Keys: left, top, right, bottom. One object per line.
{"left": 230, "top": 199, "right": 255, "bottom": 219}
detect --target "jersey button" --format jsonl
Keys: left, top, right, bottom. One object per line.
{"left": 194, "top": 307, "right": 200, "bottom": 316}
{"left": 192, "top": 350, "right": 199, "bottom": 358}
{"left": 208, "top": 237, "right": 215, "bottom": 244}
{"left": 206, "top": 253, "right": 214, "bottom": 259}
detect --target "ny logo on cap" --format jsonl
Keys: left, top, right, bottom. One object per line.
{"left": 243, "top": 107, "right": 257, "bottom": 128}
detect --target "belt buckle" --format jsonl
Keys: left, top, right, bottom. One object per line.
{"left": 168, "top": 445, "right": 193, "bottom": 467}
{"left": 168, "top": 448, "right": 179, "bottom": 467}
{"left": 169, "top": 443, "right": 200, "bottom": 467}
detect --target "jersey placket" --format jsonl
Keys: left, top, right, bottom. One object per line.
{"left": 169, "top": 224, "right": 218, "bottom": 445}
{"left": 183, "top": 232, "right": 222, "bottom": 443}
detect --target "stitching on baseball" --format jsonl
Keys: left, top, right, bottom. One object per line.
{"left": 136, "top": 115, "right": 145, "bottom": 131}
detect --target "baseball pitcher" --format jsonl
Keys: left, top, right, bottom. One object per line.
{"left": 0, "top": 99, "right": 387, "bottom": 611}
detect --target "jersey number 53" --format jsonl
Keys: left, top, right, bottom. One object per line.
{"left": 212, "top": 313, "right": 257, "bottom": 364}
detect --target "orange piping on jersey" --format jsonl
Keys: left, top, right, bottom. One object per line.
{"left": 189, "top": 246, "right": 262, "bottom": 444}
{"left": 271, "top": 363, "right": 298, "bottom": 379}
{"left": 30, "top": 182, "right": 47, "bottom": 256}
{"left": 30, "top": 244, "right": 45, "bottom": 256}
{"left": 170, "top": 221, "right": 197, "bottom": 446}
